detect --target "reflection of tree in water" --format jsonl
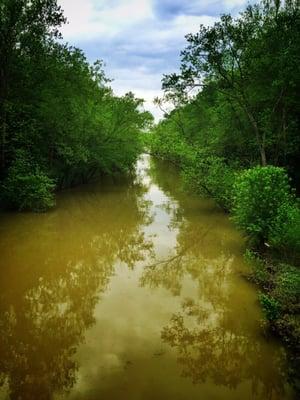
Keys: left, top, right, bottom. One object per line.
{"left": 0, "top": 180, "right": 153, "bottom": 399}
{"left": 140, "top": 224, "right": 216, "bottom": 296}
{"left": 142, "top": 159, "right": 291, "bottom": 399}
{"left": 0, "top": 260, "right": 107, "bottom": 400}
{"left": 142, "top": 243, "right": 290, "bottom": 399}
{"left": 161, "top": 296, "right": 289, "bottom": 399}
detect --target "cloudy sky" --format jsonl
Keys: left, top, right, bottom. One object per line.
{"left": 58, "top": 0, "right": 251, "bottom": 120}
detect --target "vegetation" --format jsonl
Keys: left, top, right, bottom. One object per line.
{"left": 0, "top": 0, "right": 299, "bottom": 393}
{"left": 148, "top": 0, "right": 300, "bottom": 388}
{"left": 0, "top": 0, "right": 152, "bottom": 211}
{"left": 232, "top": 166, "right": 296, "bottom": 246}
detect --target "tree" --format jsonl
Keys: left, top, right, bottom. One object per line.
{"left": 0, "top": 0, "right": 66, "bottom": 172}
{"left": 162, "top": 0, "right": 300, "bottom": 167}
{"left": 0, "top": 0, "right": 153, "bottom": 211}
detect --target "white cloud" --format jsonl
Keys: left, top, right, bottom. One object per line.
{"left": 59, "top": 0, "right": 153, "bottom": 40}
{"left": 224, "top": 0, "right": 248, "bottom": 7}
{"left": 173, "top": 14, "right": 217, "bottom": 34}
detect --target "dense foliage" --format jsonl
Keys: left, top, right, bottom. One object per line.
{"left": 0, "top": 0, "right": 152, "bottom": 211}
{"left": 232, "top": 166, "right": 296, "bottom": 245}
{"left": 148, "top": 0, "right": 300, "bottom": 386}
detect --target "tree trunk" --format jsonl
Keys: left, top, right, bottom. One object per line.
{"left": 242, "top": 104, "right": 267, "bottom": 166}
{"left": 0, "top": 112, "right": 6, "bottom": 170}
{"left": 0, "top": 69, "right": 8, "bottom": 173}
{"left": 260, "top": 145, "right": 267, "bottom": 167}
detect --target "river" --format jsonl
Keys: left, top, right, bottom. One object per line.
{"left": 0, "top": 155, "right": 294, "bottom": 399}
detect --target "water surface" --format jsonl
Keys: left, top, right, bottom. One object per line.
{"left": 0, "top": 155, "right": 294, "bottom": 399}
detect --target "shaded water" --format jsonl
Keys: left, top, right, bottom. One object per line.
{"left": 0, "top": 155, "right": 294, "bottom": 400}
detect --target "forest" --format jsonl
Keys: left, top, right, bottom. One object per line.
{"left": 147, "top": 0, "right": 300, "bottom": 384}
{"left": 0, "top": 0, "right": 152, "bottom": 212}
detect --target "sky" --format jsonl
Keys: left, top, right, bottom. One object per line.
{"left": 58, "top": 0, "right": 251, "bottom": 120}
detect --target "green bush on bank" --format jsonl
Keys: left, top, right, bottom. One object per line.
{"left": 274, "top": 265, "right": 300, "bottom": 314}
{"left": 244, "top": 249, "right": 271, "bottom": 287}
{"left": 245, "top": 252, "right": 300, "bottom": 352}
{"left": 149, "top": 128, "right": 194, "bottom": 167}
{"left": 182, "top": 154, "right": 236, "bottom": 211}
{"left": 269, "top": 203, "right": 300, "bottom": 262}
{"left": 259, "top": 293, "right": 281, "bottom": 322}
{"left": 1, "top": 152, "right": 56, "bottom": 212}
{"left": 232, "top": 166, "right": 296, "bottom": 246}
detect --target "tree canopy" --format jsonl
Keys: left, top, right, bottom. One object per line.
{"left": 156, "top": 0, "right": 300, "bottom": 172}
{"left": 0, "top": 0, "right": 153, "bottom": 211}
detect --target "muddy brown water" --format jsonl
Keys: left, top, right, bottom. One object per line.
{"left": 0, "top": 155, "right": 294, "bottom": 399}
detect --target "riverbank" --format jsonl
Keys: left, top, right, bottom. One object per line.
{"left": 147, "top": 144, "right": 300, "bottom": 394}
{"left": 145, "top": 5, "right": 300, "bottom": 388}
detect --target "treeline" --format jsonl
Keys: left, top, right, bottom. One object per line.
{"left": 0, "top": 0, "right": 152, "bottom": 211}
{"left": 148, "top": 0, "right": 300, "bottom": 384}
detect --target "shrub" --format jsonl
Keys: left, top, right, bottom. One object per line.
{"left": 259, "top": 293, "right": 281, "bottom": 322}
{"left": 1, "top": 152, "right": 56, "bottom": 212}
{"left": 275, "top": 314, "right": 300, "bottom": 349}
{"left": 183, "top": 155, "right": 236, "bottom": 211}
{"left": 269, "top": 203, "right": 300, "bottom": 261}
{"left": 273, "top": 265, "right": 300, "bottom": 313}
{"left": 244, "top": 249, "right": 271, "bottom": 287}
{"left": 232, "top": 166, "right": 294, "bottom": 245}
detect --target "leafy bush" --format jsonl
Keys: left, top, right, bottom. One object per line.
{"left": 275, "top": 314, "right": 300, "bottom": 349}
{"left": 1, "top": 152, "right": 56, "bottom": 212}
{"left": 273, "top": 265, "right": 300, "bottom": 313}
{"left": 183, "top": 154, "right": 236, "bottom": 211}
{"left": 259, "top": 293, "right": 281, "bottom": 321}
{"left": 269, "top": 203, "right": 300, "bottom": 261}
{"left": 244, "top": 249, "right": 271, "bottom": 286}
{"left": 232, "top": 166, "right": 294, "bottom": 245}
{"left": 148, "top": 121, "right": 196, "bottom": 168}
